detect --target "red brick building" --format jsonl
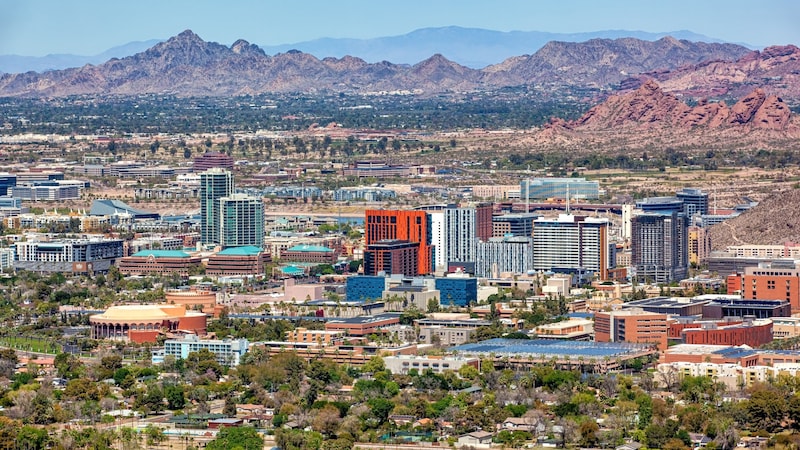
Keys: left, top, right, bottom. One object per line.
{"left": 280, "top": 244, "right": 337, "bottom": 264}
{"left": 669, "top": 318, "right": 773, "bottom": 347}
{"left": 117, "top": 250, "right": 202, "bottom": 278}
{"left": 206, "top": 246, "right": 269, "bottom": 276}
{"left": 325, "top": 313, "right": 402, "bottom": 337}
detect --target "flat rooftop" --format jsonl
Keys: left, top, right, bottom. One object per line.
{"left": 624, "top": 296, "right": 711, "bottom": 308}
{"left": 452, "top": 338, "right": 648, "bottom": 358}
{"left": 326, "top": 313, "right": 403, "bottom": 325}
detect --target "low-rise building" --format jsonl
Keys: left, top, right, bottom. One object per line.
{"left": 280, "top": 244, "right": 337, "bottom": 264}
{"left": 325, "top": 313, "right": 402, "bottom": 337}
{"left": 205, "top": 246, "right": 268, "bottom": 277}
{"left": 286, "top": 327, "right": 346, "bottom": 346}
{"left": 14, "top": 238, "right": 123, "bottom": 274}
{"left": 384, "top": 355, "right": 479, "bottom": 375}
{"left": 117, "top": 249, "right": 202, "bottom": 277}
{"left": 163, "top": 334, "right": 248, "bottom": 367}
{"left": 595, "top": 308, "right": 669, "bottom": 351}
{"left": 90, "top": 304, "right": 207, "bottom": 343}
{"left": 534, "top": 318, "right": 594, "bottom": 340}
{"left": 418, "top": 325, "right": 477, "bottom": 346}
{"left": 670, "top": 317, "right": 773, "bottom": 347}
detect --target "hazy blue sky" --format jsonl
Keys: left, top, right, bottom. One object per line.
{"left": 2, "top": 0, "right": 798, "bottom": 55}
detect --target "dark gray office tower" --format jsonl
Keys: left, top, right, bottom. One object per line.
{"left": 631, "top": 211, "right": 688, "bottom": 283}
{"left": 676, "top": 188, "right": 709, "bottom": 217}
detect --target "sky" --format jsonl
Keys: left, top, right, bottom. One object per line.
{"left": 1, "top": 0, "right": 799, "bottom": 56}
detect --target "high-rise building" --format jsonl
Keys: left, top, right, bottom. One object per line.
{"left": 621, "top": 204, "right": 634, "bottom": 241}
{"left": 476, "top": 236, "right": 533, "bottom": 278}
{"left": 443, "top": 203, "right": 493, "bottom": 266}
{"left": 687, "top": 225, "right": 710, "bottom": 266}
{"left": 365, "top": 210, "right": 433, "bottom": 275}
{"left": 200, "top": 168, "right": 234, "bottom": 245}
{"left": 676, "top": 188, "right": 709, "bottom": 218}
{"left": 492, "top": 213, "right": 538, "bottom": 238}
{"left": 428, "top": 211, "right": 445, "bottom": 270}
{"left": 363, "top": 240, "right": 420, "bottom": 277}
{"left": 532, "top": 214, "right": 610, "bottom": 280}
{"left": 219, "top": 194, "right": 264, "bottom": 248}
{"left": 634, "top": 196, "right": 685, "bottom": 214}
{"left": 631, "top": 211, "right": 688, "bottom": 283}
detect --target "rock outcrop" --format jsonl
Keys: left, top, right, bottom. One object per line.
{"left": 570, "top": 80, "right": 792, "bottom": 131}
{"left": 630, "top": 44, "right": 800, "bottom": 100}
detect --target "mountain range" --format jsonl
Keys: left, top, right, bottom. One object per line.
{"left": 257, "top": 26, "right": 740, "bottom": 69}
{"left": 0, "top": 40, "right": 162, "bottom": 74}
{"left": 0, "top": 30, "right": 760, "bottom": 98}
{"left": 0, "top": 27, "right": 739, "bottom": 74}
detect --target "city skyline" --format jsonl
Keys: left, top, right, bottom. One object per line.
{"left": 2, "top": 0, "right": 799, "bottom": 56}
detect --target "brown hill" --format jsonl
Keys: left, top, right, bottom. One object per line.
{"left": 708, "top": 189, "right": 800, "bottom": 250}
{"left": 569, "top": 80, "right": 792, "bottom": 131}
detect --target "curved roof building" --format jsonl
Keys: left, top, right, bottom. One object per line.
{"left": 90, "top": 304, "right": 207, "bottom": 344}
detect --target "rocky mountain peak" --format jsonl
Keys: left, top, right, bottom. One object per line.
{"left": 230, "top": 39, "right": 265, "bottom": 56}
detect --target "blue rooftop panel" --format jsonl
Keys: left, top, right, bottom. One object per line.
{"left": 451, "top": 338, "right": 648, "bottom": 358}
{"left": 217, "top": 246, "right": 263, "bottom": 256}
{"left": 132, "top": 249, "right": 191, "bottom": 258}
{"left": 286, "top": 244, "right": 334, "bottom": 253}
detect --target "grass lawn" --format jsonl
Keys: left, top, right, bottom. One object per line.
{"left": 0, "top": 336, "right": 60, "bottom": 354}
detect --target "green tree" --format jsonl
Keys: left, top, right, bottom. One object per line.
{"left": 165, "top": 384, "right": 186, "bottom": 410}
{"left": 206, "top": 427, "right": 264, "bottom": 450}
{"left": 144, "top": 424, "right": 166, "bottom": 447}
{"left": 578, "top": 420, "right": 599, "bottom": 448}
{"left": 367, "top": 397, "right": 394, "bottom": 425}
{"left": 16, "top": 425, "right": 48, "bottom": 450}
{"left": 224, "top": 395, "right": 237, "bottom": 417}
{"left": 361, "top": 356, "right": 385, "bottom": 374}
{"left": 747, "top": 386, "right": 786, "bottom": 432}
{"left": 275, "top": 428, "right": 323, "bottom": 450}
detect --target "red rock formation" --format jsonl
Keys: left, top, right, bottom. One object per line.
{"left": 570, "top": 80, "right": 792, "bottom": 131}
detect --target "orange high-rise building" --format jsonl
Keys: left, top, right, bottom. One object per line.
{"left": 365, "top": 210, "right": 433, "bottom": 275}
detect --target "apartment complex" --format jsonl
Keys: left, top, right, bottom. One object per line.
{"left": 365, "top": 210, "right": 433, "bottom": 275}
{"left": 219, "top": 193, "right": 264, "bottom": 248}
{"left": 13, "top": 238, "right": 124, "bottom": 273}
{"left": 532, "top": 214, "right": 609, "bottom": 280}
{"left": 163, "top": 334, "right": 248, "bottom": 367}
{"left": 443, "top": 203, "right": 493, "bottom": 266}
{"left": 475, "top": 236, "right": 533, "bottom": 278}
{"left": 631, "top": 211, "right": 688, "bottom": 283}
